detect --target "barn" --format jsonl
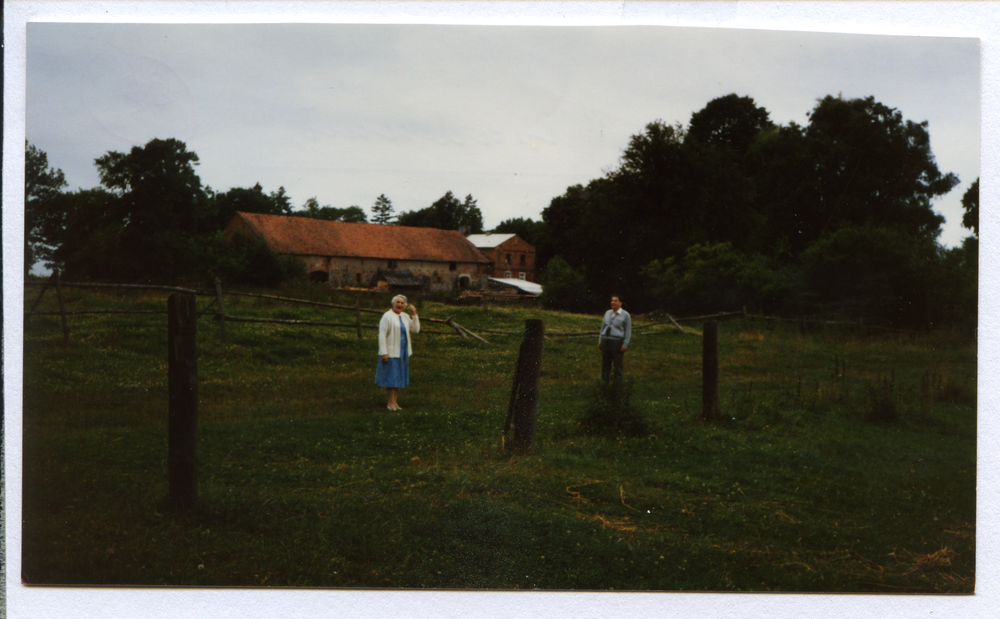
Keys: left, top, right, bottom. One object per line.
{"left": 225, "top": 212, "right": 491, "bottom": 292}
{"left": 465, "top": 233, "right": 536, "bottom": 282}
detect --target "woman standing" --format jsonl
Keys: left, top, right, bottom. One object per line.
{"left": 376, "top": 294, "right": 420, "bottom": 410}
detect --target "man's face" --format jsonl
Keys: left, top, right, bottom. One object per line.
{"left": 610, "top": 297, "right": 622, "bottom": 311}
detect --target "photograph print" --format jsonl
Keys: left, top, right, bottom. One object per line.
{"left": 21, "top": 21, "right": 978, "bottom": 592}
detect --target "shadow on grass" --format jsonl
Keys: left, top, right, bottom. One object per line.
{"left": 579, "top": 380, "right": 650, "bottom": 437}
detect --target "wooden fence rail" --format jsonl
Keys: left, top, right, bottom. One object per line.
{"left": 215, "top": 314, "right": 463, "bottom": 336}
{"left": 28, "top": 310, "right": 167, "bottom": 316}
{"left": 25, "top": 280, "right": 199, "bottom": 294}
{"left": 23, "top": 275, "right": 492, "bottom": 343}
{"left": 192, "top": 287, "right": 387, "bottom": 315}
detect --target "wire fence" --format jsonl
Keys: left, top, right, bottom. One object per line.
{"left": 24, "top": 273, "right": 497, "bottom": 344}
{"left": 23, "top": 273, "right": 739, "bottom": 345}
{"left": 24, "top": 272, "right": 893, "bottom": 347}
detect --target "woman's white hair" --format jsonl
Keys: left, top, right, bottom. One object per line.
{"left": 392, "top": 294, "right": 408, "bottom": 305}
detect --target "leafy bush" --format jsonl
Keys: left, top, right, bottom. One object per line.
{"left": 641, "top": 242, "right": 796, "bottom": 316}
{"left": 540, "top": 255, "right": 592, "bottom": 312}
{"left": 800, "top": 225, "right": 936, "bottom": 328}
{"left": 201, "top": 231, "right": 304, "bottom": 288}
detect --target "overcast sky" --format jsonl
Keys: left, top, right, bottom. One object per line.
{"left": 26, "top": 22, "right": 979, "bottom": 250}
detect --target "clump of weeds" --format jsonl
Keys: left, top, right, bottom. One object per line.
{"left": 579, "top": 380, "right": 649, "bottom": 436}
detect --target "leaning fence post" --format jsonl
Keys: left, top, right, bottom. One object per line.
{"left": 504, "top": 342, "right": 524, "bottom": 437}
{"left": 702, "top": 321, "right": 719, "bottom": 422}
{"left": 29, "top": 275, "right": 53, "bottom": 312}
{"left": 509, "top": 319, "right": 544, "bottom": 451}
{"left": 355, "top": 296, "right": 363, "bottom": 339}
{"left": 168, "top": 293, "right": 198, "bottom": 510}
{"left": 214, "top": 278, "right": 227, "bottom": 345}
{"left": 54, "top": 269, "right": 70, "bottom": 345}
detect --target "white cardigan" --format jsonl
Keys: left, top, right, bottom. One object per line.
{"left": 378, "top": 309, "right": 420, "bottom": 358}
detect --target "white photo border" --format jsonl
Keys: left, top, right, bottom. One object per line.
{"left": 4, "top": 2, "right": 995, "bottom": 618}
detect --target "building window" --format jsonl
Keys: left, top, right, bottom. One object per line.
{"left": 388, "top": 259, "right": 398, "bottom": 269}
{"left": 520, "top": 254, "right": 526, "bottom": 266}
{"left": 505, "top": 253, "right": 511, "bottom": 265}
{"left": 355, "top": 272, "right": 362, "bottom": 284}
{"left": 518, "top": 272, "right": 526, "bottom": 281}
{"left": 504, "top": 270, "right": 512, "bottom": 278}
{"left": 449, "top": 262, "right": 457, "bottom": 271}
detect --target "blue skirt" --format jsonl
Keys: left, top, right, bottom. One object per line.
{"left": 375, "top": 323, "right": 409, "bottom": 388}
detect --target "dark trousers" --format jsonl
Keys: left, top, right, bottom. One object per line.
{"left": 600, "top": 337, "right": 625, "bottom": 385}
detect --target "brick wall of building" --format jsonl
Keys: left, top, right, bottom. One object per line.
{"left": 484, "top": 236, "right": 536, "bottom": 282}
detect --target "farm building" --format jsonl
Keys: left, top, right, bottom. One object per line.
{"left": 487, "top": 277, "right": 543, "bottom": 296}
{"left": 465, "top": 233, "right": 536, "bottom": 282}
{"left": 225, "top": 212, "right": 491, "bottom": 292}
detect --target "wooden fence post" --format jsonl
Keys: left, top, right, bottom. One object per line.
{"left": 214, "top": 278, "right": 227, "bottom": 345}
{"left": 29, "top": 275, "right": 53, "bottom": 312}
{"left": 504, "top": 342, "right": 524, "bottom": 437}
{"left": 355, "top": 296, "right": 363, "bottom": 339}
{"left": 168, "top": 293, "right": 198, "bottom": 510}
{"left": 509, "top": 319, "right": 544, "bottom": 451}
{"left": 54, "top": 269, "right": 70, "bottom": 345}
{"left": 702, "top": 321, "right": 719, "bottom": 422}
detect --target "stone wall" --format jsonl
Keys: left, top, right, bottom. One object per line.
{"left": 299, "top": 255, "right": 487, "bottom": 291}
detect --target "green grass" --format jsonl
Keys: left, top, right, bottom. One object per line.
{"left": 21, "top": 285, "right": 976, "bottom": 591}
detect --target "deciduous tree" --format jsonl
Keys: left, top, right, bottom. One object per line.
{"left": 801, "top": 96, "right": 956, "bottom": 241}
{"left": 53, "top": 138, "right": 209, "bottom": 282}
{"left": 538, "top": 94, "right": 959, "bottom": 319}
{"left": 210, "top": 183, "right": 294, "bottom": 231}
{"left": 686, "top": 93, "right": 775, "bottom": 158}
{"left": 300, "top": 197, "right": 368, "bottom": 223}
{"left": 492, "top": 217, "right": 543, "bottom": 246}
{"left": 24, "top": 141, "right": 68, "bottom": 272}
{"left": 396, "top": 191, "right": 484, "bottom": 233}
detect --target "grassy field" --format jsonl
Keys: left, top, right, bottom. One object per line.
{"left": 21, "top": 284, "right": 976, "bottom": 591}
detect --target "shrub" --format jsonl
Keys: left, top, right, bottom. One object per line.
{"left": 540, "top": 256, "right": 591, "bottom": 312}
{"left": 641, "top": 242, "right": 796, "bottom": 316}
{"left": 202, "top": 232, "right": 304, "bottom": 288}
{"left": 579, "top": 380, "right": 649, "bottom": 436}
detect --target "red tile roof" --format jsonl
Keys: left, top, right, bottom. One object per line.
{"left": 228, "top": 212, "right": 491, "bottom": 264}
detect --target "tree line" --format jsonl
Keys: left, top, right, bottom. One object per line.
{"left": 534, "top": 94, "right": 977, "bottom": 331}
{"left": 25, "top": 92, "right": 977, "bottom": 329}
{"left": 25, "top": 139, "right": 489, "bottom": 287}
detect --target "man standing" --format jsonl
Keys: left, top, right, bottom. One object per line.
{"left": 598, "top": 294, "right": 631, "bottom": 385}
